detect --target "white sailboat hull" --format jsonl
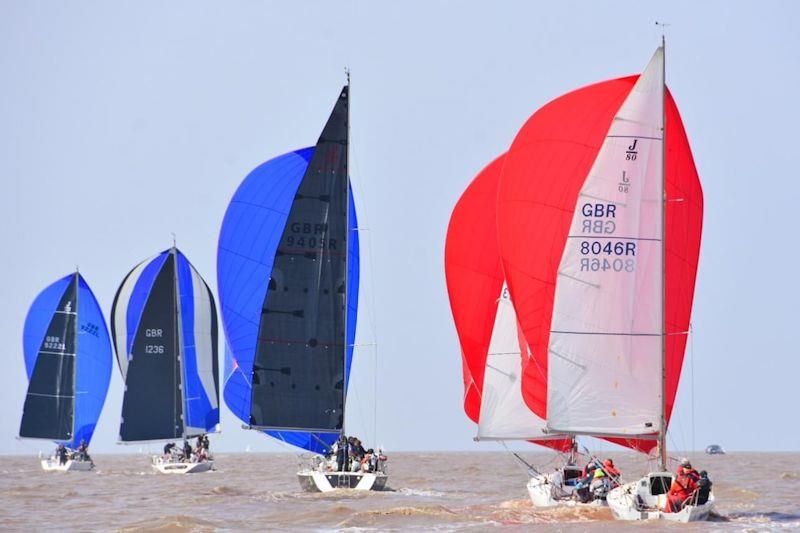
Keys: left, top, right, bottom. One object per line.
{"left": 527, "top": 468, "right": 608, "bottom": 508}
{"left": 607, "top": 472, "right": 714, "bottom": 522}
{"left": 41, "top": 457, "right": 93, "bottom": 472}
{"left": 151, "top": 456, "right": 214, "bottom": 474}
{"left": 298, "top": 470, "right": 388, "bottom": 492}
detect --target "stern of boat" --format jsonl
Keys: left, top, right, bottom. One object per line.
{"left": 297, "top": 470, "right": 388, "bottom": 493}
{"left": 151, "top": 455, "right": 214, "bottom": 474}
{"left": 607, "top": 472, "right": 714, "bottom": 522}
{"left": 41, "top": 457, "right": 93, "bottom": 472}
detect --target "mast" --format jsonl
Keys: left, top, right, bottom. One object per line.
{"left": 71, "top": 270, "right": 79, "bottom": 444}
{"left": 172, "top": 245, "right": 184, "bottom": 440}
{"left": 658, "top": 34, "right": 668, "bottom": 472}
{"left": 342, "top": 69, "right": 351, "bottom": 440}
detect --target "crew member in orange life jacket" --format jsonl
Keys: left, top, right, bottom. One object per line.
{"left": 664, "top": 459, "right": 698, "bottom": 513}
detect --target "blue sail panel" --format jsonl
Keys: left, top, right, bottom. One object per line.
{"left": 176, "top": 251, "right": 219, "bottom": 434}
{"left": 266, "top": 430, "right": 340, "bottom": 454}
{"left": 218, "top": 147, "right": 315, "bottom": 425}
{"left": 22, "top": 274, "right": 73, "bottom": 380}
{"left": 72, "top": 275, "right": 112, "bottom": 446}
{"left": 265, "top": 185, "right": 359, "bottom": 453}
{"left": 346, "top": 185, "right": 360, "bottom": 394}
{"left": 124, "top": 252, "right": 169, "bottom": 368}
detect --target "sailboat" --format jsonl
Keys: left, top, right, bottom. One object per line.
{"left": 218, "top": 82, "right": 385, "bottom": 492}
{"left": 446, "top": 155, "right": 595, "bottom": 508}
{"left": 496, "top": 41, "right": 710, "bottom": 522}
{"left": 19, "top": 272, "right": 112, "bottom": 472}
{"left": 111, "top": 246, "right": 220, "bottom": 474}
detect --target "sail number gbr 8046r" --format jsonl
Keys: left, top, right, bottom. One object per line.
{"left": 577, "top": 202, "right": 636, "bottom": 273}
{"left": 144, "top": 328, "right": 165, "bottom": 354}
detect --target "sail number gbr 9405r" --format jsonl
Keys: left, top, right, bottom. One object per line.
{"left": 144, "top": 328, "right": 165, "bottom": 354}
{"left": 578, "top": 203, "right": 636, "bottom": 273}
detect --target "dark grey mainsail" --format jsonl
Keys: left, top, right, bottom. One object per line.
{"left": 20, "top": 274, "right": 78, "bottom": 441}
{"left": 249, "top": 86, "right": 349, "bottom": 432}
{"left": 119, "top": 253, "right": 183, "bottom": 442}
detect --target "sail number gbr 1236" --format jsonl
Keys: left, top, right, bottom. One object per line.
{"left": 144, "top": 328, "right": 165, "bottom": 354}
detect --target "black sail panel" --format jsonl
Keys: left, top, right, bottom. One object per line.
{"left": 119, "top": 254, "right": 183, "bottom": 441}
{"left": 250, "top": 86, "right": 349, "bottom": 431}
{"left": 20, "top": 275, "right": 78, "bottom": 441}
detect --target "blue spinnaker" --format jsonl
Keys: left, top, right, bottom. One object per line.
{"left": 21, "top": 273, "right": 112, "bottom": 447}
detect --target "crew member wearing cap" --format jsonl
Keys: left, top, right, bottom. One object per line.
{"left": 664, "top": 458, "right": 698, "bottom": 513}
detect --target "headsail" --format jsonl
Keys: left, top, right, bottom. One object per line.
{"left": 111, "top": 248, "right": 219, "bottom": 442}
{"left": 445, "top": 155, "right": 571, "bottom": 451}
{"left": 497, "top": 48, "right": 702, "bottom": 452}
{"left": 546, "top": 48, "right": 665, "bottom": 438}
{"left": 478, "top": 284, "right": 566, "bottom": 445}
{"left": 20, "top": 273, "right": 112, "bottom": 446}
{"left": 218, "top": 86, "right": 359, "bottom": 454}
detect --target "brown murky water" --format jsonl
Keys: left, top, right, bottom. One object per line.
{"left": 1, "top": 452, "right": 797, "bottom": 531}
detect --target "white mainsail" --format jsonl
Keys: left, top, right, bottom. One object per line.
{"left": 546, "top": 47, "right": 665, "bottom": 437}
{"left": 477, "top": 284, "right": 552, "bottom": 440}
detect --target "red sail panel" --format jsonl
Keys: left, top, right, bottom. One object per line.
{"left": 662, "top": 88, "right": 704, "bottom": 440}
{"left": 497, "top": 77, "right": 702, "bottom": 454}
{"left": 445, "top": 155, "right": 507, "bottom": 423}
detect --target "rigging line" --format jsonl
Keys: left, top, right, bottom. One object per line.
{"left": 348, "top": 120, "right": 380, "bottom": 447}
{"left": 350, "top": 380, "right": 368, "bottom": 442}
{"left": 690, "top": 321, "right": 696, "bottom": 452}
{"left": 500, "top": 441, "right": 541, "bottom": 477}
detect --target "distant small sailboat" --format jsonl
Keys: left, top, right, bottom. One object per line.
{"left": 19, "top": 272, "right": 112, "bottom": 472}
{"left": 496, "top": 40, "right": 711, "bottom": 522}
{"left": 705, "top": 445, "right": 725, "bottom": 455}
{"left": 111, "top": 246, "right": 219, "bottom": 474}
{"left": 218, "top": 81, "right": 386, "bottom": 492}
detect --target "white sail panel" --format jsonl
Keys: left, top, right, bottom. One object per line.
{"left": 546, "top": 48, "right": 665, "bottom": 437}
{"left": 112, "top": 257, "right": 154, "bottom": 380}
{"left": 477, "top": 285, "right": 551, "bottom": 440}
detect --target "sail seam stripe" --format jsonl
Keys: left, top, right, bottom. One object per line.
{"left": 566, "top": 235, "right": 661, "bottom": 242}
{"left": 38, "top": 351, "right": 76, "bottom": 356}
{"left": 551, "top": 330, "right": 661, "bottom": 336}
{"left": 606, "top": 135, "right": 663, "bottom": 140}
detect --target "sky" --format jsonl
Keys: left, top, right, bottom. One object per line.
{"left": 1, "top": 1, "right": 798, "bottom": 456}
